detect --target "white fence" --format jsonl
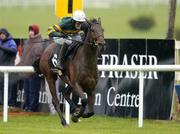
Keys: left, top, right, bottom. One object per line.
{"left": 98, "top": 65, "right": 180, "bottom": 127}
{"left": 0, "top": 66, "right": 71, "bottom": 124}
{"left": 0, "top": 66, "right": 34, "bottom": 123}
{"left": 1, "top": 65, "right": 180, "bottom": 127}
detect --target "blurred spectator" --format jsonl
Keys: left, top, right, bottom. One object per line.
{"left": 0, "top": 28, "right": 17, "bottom": 106}
{"left": 14, "top": 43, "right": 22, "bottom": 66}
{"left": 8, "top": 41, "right": 24, "bottom": 111}
{"left": 18, "top": 24, "right": 44, "bottom": 112}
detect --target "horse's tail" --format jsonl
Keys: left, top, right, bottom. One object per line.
{"left": 32, "top": 58, "right": 42, "bottom": 75}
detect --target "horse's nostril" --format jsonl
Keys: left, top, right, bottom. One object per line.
{"left": 100, "top": 40, "right": 106, "bottom": 45}
{"left": 98, "top": 43, "right": 105, "bottom": 46}
{"left": 100, "top": 42, "right": 106, "bottom": 46}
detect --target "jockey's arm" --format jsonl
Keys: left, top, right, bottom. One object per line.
{"left": 48, "top": 31, "right": 62, "bottom": 38}
{"left": 47, "top": 24, "right": 65, "bottom": 38}
{"left": 48, "top": 24, "right": 72, "bottom": 45}
{"left": 81, "top": 22, "right": 89, "bottom": 35}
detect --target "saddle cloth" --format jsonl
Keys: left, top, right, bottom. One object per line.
{"left": 50, "top": 42, "right": 81, "bottom": 69}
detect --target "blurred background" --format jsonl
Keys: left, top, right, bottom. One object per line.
{"left": 0, "top": 0, "right": 180, "bottom": 39}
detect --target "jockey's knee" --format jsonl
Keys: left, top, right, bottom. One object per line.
{"left": 53, "top": 37, "right": 64, "bottom": 45}
{"left": 72, "top": 34, "right": 82, "bottom": 41}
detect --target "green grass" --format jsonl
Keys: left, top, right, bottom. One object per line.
{"left": 0, "top": 5, "right": 180, "bottom": 39}
{"left": 0, "top": 115, "right": 180, "bottom": 134}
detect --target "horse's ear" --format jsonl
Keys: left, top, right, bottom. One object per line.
{"left": 98, "top": 17, "right": 101, "bottom": 24}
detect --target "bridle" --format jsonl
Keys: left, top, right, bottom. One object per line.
{"left": 83, "top": 22, "right": 105, "bottom": 47}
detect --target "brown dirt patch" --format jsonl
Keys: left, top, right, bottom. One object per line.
{"left": 0, "top": 112, "right": 48, "bottom": 117}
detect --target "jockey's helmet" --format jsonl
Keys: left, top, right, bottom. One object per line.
{"left": 72, "top": 10, "right": 86, "bottom": 22}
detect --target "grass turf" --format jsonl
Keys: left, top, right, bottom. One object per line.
{"left": 1, "top": 115, "right": 180, "bottom": 134}
{"left": 0, "top": 5, "right": 180, "bottom": 39}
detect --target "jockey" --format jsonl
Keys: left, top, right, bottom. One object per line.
{"left": 47, "top": 10, "right": 88, "bottom": 70}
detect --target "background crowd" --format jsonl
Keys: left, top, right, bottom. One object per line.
{"left": 0, "top": 26, "right": 60, "bottom": 114}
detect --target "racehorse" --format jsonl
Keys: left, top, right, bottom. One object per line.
{"left": 39, "top": 18, "right": 105, "bottom": 127}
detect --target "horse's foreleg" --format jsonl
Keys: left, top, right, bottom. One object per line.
{"left": 82, "top": 90, "right": 95, "bottom": 118}
{"left": 46, "top": 77, "right": 68, "bottom": 127}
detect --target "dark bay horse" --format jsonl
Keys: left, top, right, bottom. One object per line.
{"left": 39, "top": 18, "right": 105, "bottom": 127}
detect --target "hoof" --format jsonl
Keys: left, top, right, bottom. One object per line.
{"left": 61, "top": 119, "right": 68, "bottom": 126}
{"left": 71, "top": 115, "right": 79, "bottom": 123}
{"left": 63, "top": 124, "right": 70, "bottom": 128}
{"left": 82, "top": 112, "right": 94, "bottom": 118}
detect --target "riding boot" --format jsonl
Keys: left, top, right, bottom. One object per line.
{"left": 56, "top": 44, "right": 68, "bottom": 70}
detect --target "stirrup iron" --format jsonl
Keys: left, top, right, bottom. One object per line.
{"left": 51, "top": 68, "right": 63, "bottom": 76}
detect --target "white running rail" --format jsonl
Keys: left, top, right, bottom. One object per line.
{"left": 0, "top": 66, "right": 34, "bottom": 123}
{"left": 0, "top": 66, "right": 72, "bottom": 124}
{"left": 98, "top": 65, "right": 180, "bottom": 127}
{"left": 1, "top": 65, "right": 180, "bottom": 127}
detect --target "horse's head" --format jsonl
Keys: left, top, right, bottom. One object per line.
{"left": 87, "top": 18, "right": 106, "bottom": 46}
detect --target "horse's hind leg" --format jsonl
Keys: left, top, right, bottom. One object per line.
{"left": 62, "top": 85, "right": 77, "bottom": 112}
{"left": 46, "top": 76, "right": 68, "bottom": 127}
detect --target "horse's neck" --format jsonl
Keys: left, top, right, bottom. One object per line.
{"left": 81, "top": 32, "right": 98, "bottom": 65}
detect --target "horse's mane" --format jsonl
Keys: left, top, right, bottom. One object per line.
{"left": 89, "top": 18, "right": 99, "bottom": 24}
